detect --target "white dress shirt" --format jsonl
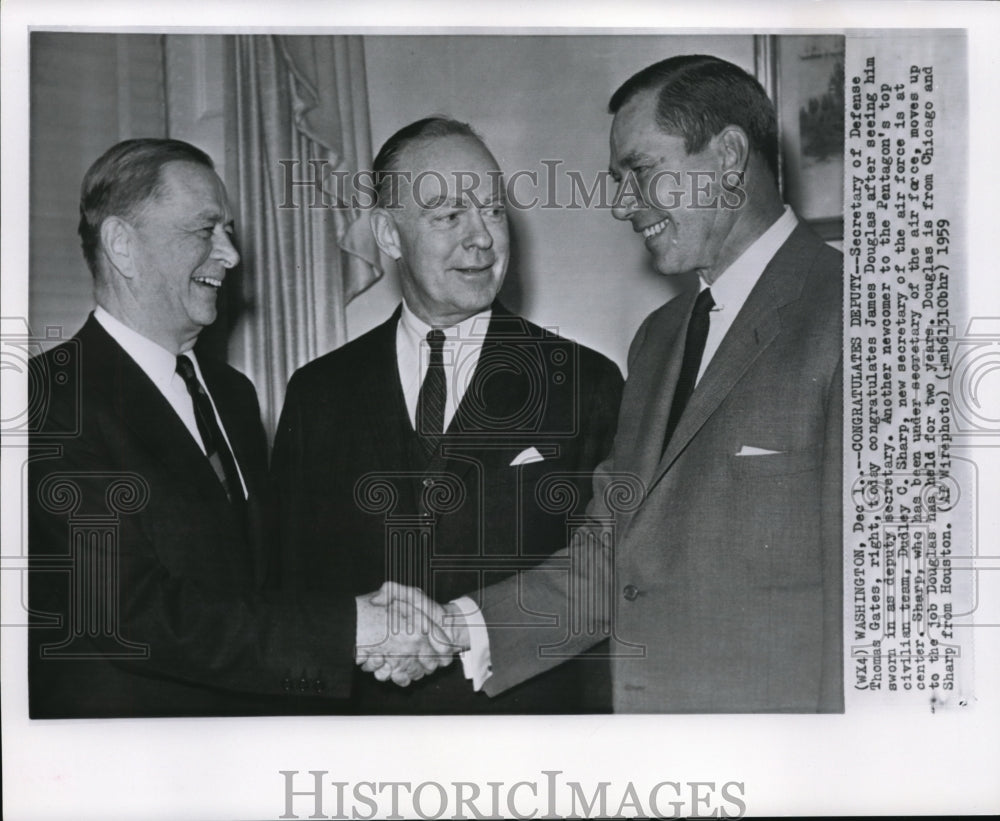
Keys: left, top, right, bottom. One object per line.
{"left": 395, "top": 300, "right": 492, "bottom": 433}
{"left": 696, "top": 205, "right": 798, "bottom": 385}
{"left": 462, "top": 207, "right": 800, "bottom": 690}
{"left": 93, "top": 306, "right": 248, "bottom": 498}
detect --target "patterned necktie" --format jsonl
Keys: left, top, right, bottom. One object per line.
{"left": 175, "top": 355, "right": 244, "bottom": 507}
{"left": 415, "top": 329, "right": 446, "bottom": 458}
{"left": 662, "top": 287, "right": 715, "bottom": 454}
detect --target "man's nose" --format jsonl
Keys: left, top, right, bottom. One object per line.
{"left": 611, "top": 178, "right": 641, "bottom": 222}
{"left": 463, "top": 210, "right": 494, "bottom": 250}
{"left": 213, "top": 228, "right": 241, "bottom": 269}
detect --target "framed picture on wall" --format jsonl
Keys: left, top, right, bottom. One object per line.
{"left": 758, "top": 34, "right": 846, "bottom": 240}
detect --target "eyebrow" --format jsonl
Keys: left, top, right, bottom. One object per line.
{"left": 420, "top": 195, "right": 503, "bottom": 212}
{"left": 419, "top": 195, "right": 453, "bottom": 211}
{"left": 191, "top": 209, "right": 228, "bottom": 224}
{"left": 192, "top": 213, "right": 235, "bottom": 233}
{"left": 613, "top": 151, "right": 651, "bottom": 171}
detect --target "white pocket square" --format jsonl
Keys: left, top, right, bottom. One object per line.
{"left": 510, "top": 447, "right": 545, "bottom": 466}
{"left": 735, "top": 445, "right": 784, "bottom": 456}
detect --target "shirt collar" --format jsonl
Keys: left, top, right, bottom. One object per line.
{"left": 701, "top": 205, "right": 797, "bottom": 309}
{"left": 398, "top": 300, "right": 493, "bottom": 345}
{"left": 94, "top": 305, "right": 192, "bottom": 391}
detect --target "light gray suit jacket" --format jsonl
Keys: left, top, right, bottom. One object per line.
{"left": 480, "top": 223, "right": 844, "bottom": 712}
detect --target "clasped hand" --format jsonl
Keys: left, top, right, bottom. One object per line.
{"left": 354, "top": 581, "right": 461, "bottom": 686}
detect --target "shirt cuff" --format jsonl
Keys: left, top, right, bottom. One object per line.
{"left": 450, "top": 595, "right": 492, "bottom": 691}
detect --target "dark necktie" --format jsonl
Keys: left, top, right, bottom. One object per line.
{"left": 175, "top": 355, "right": 245, "bottom": 507}
{"left": 662, "top": 287, "right": 715, "bottom": 454}
{"left": 415, "top": 329, "right": 446, "bottom": 457}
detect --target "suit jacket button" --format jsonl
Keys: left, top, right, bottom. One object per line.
{"left": 313, "top": 679, "right": 325, "bottom": 694}
{"left": 297, "top": 676, "right": 309, "bottom": 693}
{"left": 281, "top": 676, "right": 293, "bottom": 692}
{"left": 623, "top": 584, "right": 640, "bottom": 601}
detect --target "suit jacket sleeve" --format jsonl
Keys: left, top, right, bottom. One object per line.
{"left": 577, "top": 350, "right": 625, "bottom": 486}
{"left": 269, "top": 369, "right": 360, "bottom": 683}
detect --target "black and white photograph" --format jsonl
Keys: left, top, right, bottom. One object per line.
{"left": 2, "top": 1, "right": 998, "bottom": 819}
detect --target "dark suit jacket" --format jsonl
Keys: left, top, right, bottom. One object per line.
{"left": 481, "top": 224, "right": 845, "bottom": 712}
{"left": 28, "top": 315, "right": 355, "bottom": 718}
{"left": 270, "top": 303, "right": 624, "bottom": 714}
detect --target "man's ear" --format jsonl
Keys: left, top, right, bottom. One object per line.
{"left": 99, "top": 216, "right": 136, "bottom": 278}
{"left": 370, "top": 208, "right": 403, "bottom": 261}
{"left": 715, "top": 126, "right": 750, "bottom": 173}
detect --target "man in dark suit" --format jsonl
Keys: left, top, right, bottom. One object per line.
{"left": 270, "top": 117, "right": 624, "bottom": 714}
{"left": 382, "top": 55, "right": 844, "bottom": 712}
{"left": 28, "top": 138, "right": 445, "bottom": 718}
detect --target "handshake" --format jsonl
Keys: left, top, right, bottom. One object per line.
{"left": 354, "top": 581, "right": 471, "bottom": 686}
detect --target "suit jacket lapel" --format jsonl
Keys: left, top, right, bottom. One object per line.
{"left": 618, "top": 291, "right": 694, "bottom": 489}
{"left": 201, "top": 369, "right": 257, "bottom": 495}
{"left": 451, "top": 305, "right": 533, "bottom": 426}
{"left": 651, "top": 225, "right": 814, "bottom": 488}
{"left": 361, "top": 307, "right": 417, "bottom": 476}
{"left": 81, "top": 316, "right": 236, "bottom": 510}
{"left": 435, "top": 304, "right": 526, "bottom": 481}
{"left": 198, "top": 355, "right": 269, "bottom": 578}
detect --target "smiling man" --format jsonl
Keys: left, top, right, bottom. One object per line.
{"left": 270, "top": 117, "right": 624, "bottom": 714}
{"left": 378, "top": 56, "right": 845, "bottom": 713}
{"left": 98, "top": 155, "right": 240, "bottom": 349}
{"left": 27, "top": 138, "right": 439, "bottom": 718}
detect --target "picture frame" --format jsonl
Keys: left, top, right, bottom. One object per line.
{"left": 757, "top": 33, "right": 846, "bottom": 241}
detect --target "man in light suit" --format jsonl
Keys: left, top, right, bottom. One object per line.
{"left": 28, "top": 138, "right": 446, "bottom": 718}
{"left": 270, "top": 117, "right": 624, "bottom": 714}
{"left": 382, "top": 55, "right": 844, "bottom": 712}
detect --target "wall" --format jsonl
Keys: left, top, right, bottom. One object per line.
{"left": 29, "top": 33, "right": 167, "bottom": 339}
{"left": 27, "top": 33, "right": 231, "bottom": 344}
{"left": 354, "top": 35, "right": 756, "bottom": 371}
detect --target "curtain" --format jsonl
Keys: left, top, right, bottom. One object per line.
{"left": 232, "top": 35, "right": 380, "bottom": 438}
